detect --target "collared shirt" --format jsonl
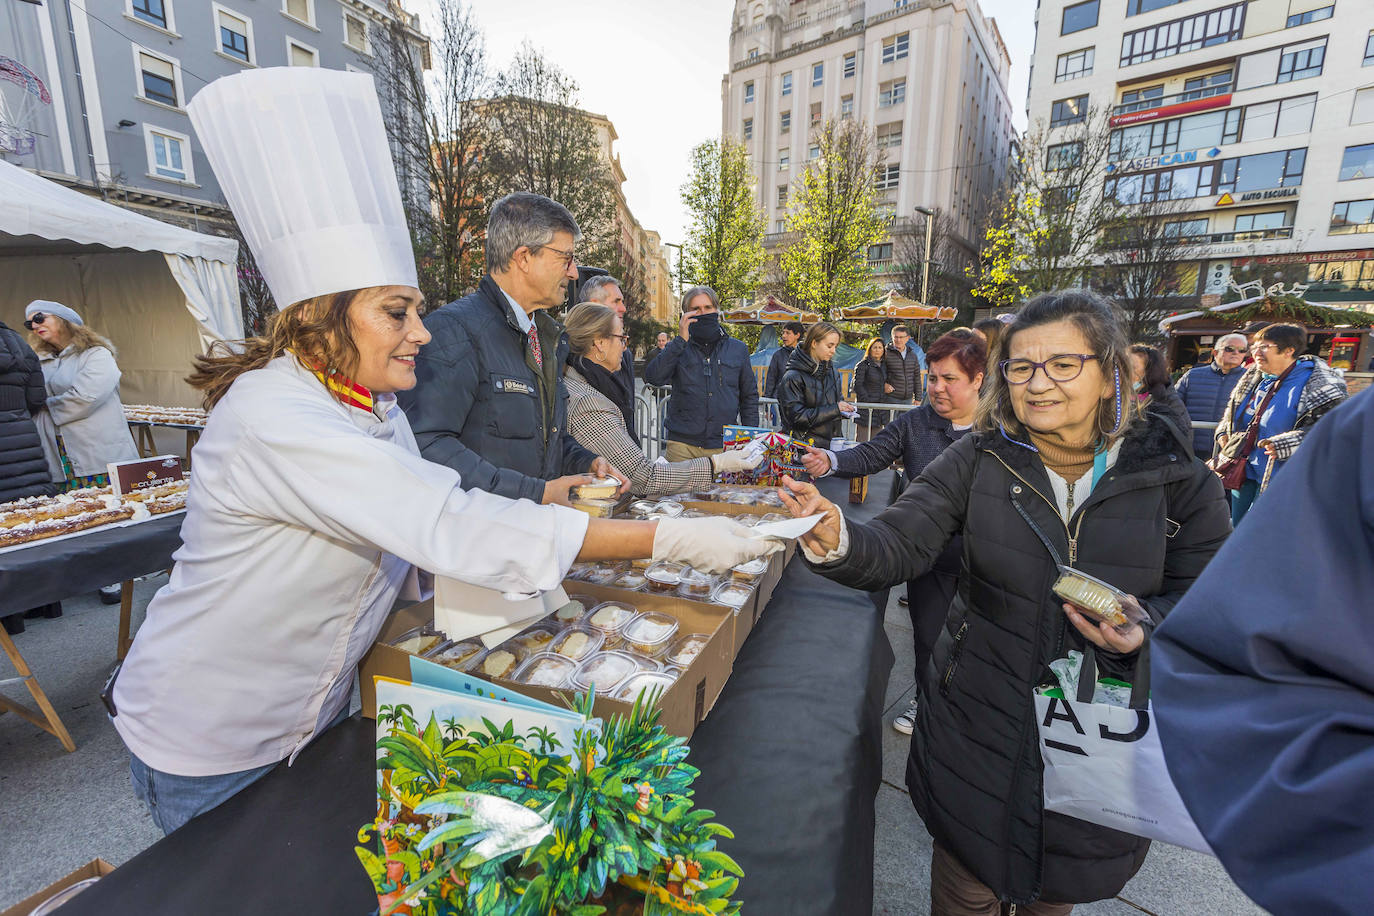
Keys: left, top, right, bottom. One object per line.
{"left": 496, "top": 283, "right": 534, "bottom": 334}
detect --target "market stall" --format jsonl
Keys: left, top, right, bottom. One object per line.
{"left": 837, "top": 288, "right": 958, "bottom": 325}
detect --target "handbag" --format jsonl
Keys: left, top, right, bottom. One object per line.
{"left": 1207, "top": 362, "right": 1294, "bottom": 489}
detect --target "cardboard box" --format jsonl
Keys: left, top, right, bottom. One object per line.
{"left": 359, "top": 586, "right": 736, "bottom": 738}
{"left": 679, "top": 484, "right": 789, "bottom": 519}
{"left": 1, "top": 859, "right": 115, "bottom": 916}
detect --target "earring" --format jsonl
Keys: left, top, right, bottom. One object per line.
{"left": 1113, "top": 366, "right": 1122, "bottom": 429}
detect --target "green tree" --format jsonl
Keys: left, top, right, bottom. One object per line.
{"left": 969, "top": 193, "right": 1036, "bottom": 311}
{"left": 679, "top": 137, "right": 766, "bottom": 307}
{"left": 780, "top": 119, "right": 887, "bottom": 318}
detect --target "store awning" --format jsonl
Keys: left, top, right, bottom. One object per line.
{"left": 723, "top": 294, "right": 821, "bottom": 325}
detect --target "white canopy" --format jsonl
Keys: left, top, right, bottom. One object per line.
{"left": 0, "top": 160, "right": 243, "bottom": 407}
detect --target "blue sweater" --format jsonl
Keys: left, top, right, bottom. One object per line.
{"left": 1174, "top": 363, "right": 1245, "bottom": 458}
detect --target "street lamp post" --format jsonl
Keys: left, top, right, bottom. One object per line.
{"left": 913, "top": 206, "right": 934, "bottom": 306}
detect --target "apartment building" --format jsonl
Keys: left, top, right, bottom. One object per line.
{"left": 1027, "top": 0, "right": 1374, "bottom": 309}
{"left": 722, "top": 0, "right": 1016, "bottom": 294}
{"left": 1, "top": 0, "right": 428, "bottom": 233}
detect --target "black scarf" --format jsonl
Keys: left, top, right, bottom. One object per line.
{"left": 570, "top": 353, "right": 638, "bottom": 445}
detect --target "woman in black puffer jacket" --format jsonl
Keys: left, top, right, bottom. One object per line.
{"left": 779, "top": 291, "right": 1231, "bottom": 913}
{"left": 0, "top": 320, "right": 54, "bottom": 505}
{"left": 778, "top": 321, "right": 854, "bottom": 444}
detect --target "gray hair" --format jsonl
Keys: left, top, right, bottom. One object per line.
{"left": 1215, "top": 332, "right": 1247, "bottom": 353}
{"left": 680, "top": 285, "right": 720, "bottom": 314}
{"left": 579, "top": 275, "right": 622, "bottom": 303}
{"left": 485, "top": 192, "right": 581, "bottom": 274}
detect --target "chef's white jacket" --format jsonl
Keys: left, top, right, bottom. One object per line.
{"left": 112, "top": 356, "right": 589, "bottom": 777}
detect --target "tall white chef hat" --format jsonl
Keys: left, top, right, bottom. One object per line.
{"left": 187, "top": 67, "right": 418, "bottom": 309}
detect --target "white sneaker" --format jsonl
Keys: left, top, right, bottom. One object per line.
{"left": 892, "top": 696, "right": 919, "bottom": 735}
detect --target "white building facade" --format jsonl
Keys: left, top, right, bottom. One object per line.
{"left": 722, "top": 0, "right": 1016, "bottom": 292}
{"left": 1026, "top": 0, "right": 1374, "bottom": 311}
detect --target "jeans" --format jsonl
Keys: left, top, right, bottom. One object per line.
{"left": 1230, "top": 478, "right": 1260, "bottom": 527}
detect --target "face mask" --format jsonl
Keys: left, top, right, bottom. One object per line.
{"left": 688, "top": 312, "right": 722, "bottom": 343}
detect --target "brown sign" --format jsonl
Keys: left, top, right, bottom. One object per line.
{"left": 1233, "top": 249, "right": 1374, "bottom": 268}
{"left": 107, "top": 455, "right": 183, "bottom": 497}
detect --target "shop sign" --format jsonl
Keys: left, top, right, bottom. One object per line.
{"left": 1105, "top": 147, "right": 1221, "bottom": 175}
{"left": 1108, "top": 93, "right": 1232, "bottom": 128}
{"left": 1203, "top": 260, "right": 1232, "bottom": 295}
{"left": 1233, "top": 249, "right": 1374, "bottom": 268}
{"left": 1237, "top": 187, "right": 1299, "bottom": 202}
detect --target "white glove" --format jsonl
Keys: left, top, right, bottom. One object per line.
{"left": 710, "top": 439, "right": 768, "bottom": 474}
{"left": 651, "top": 516, "right": 784, "bottom": 574}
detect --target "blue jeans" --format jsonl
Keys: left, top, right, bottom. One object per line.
{"left": 1230, "top": 478, "right": 1261, "bottom": 527}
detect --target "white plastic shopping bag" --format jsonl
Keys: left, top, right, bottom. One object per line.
{"left": 1035, "top": 649, "right": 1212, "bottom": 854}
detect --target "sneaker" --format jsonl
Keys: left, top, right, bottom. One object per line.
{"left": 892, "top": 696, "right": 919, "bottom": 735}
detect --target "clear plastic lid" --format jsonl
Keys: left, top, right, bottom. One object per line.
{"left": 681, "top": 508, "right": 708, "bottom": 519}
{"left": 569, "top": 496, "right": 617, "bottom": 518}
{"left": 472, "top": 646, "right": 526, "bottom": 679}
{"left": 426, "top": 638, "right": 486, "bottom": 670}
{"left": 1051, "top": 565, "right": 1143, "bottom": 629}
{"left": 661, "top": 665, "right": 685, "bottom": 680}
{"left": 550, "top": 597, "right": 590, "bottom": 625}
{"left": 732, "top": 556, "right": 769, "bottom": 578}
{"left": 501, "top": 625, "right": 559, "bottom": 655}
{"left": 664, "top": 633, "right": 711, "bottom": 668}
{"left": 580, "top": 563, "right": 625, "bottom": 585}
{"left": 646, "top": 500, "right": 684, "bottom": 519}
{"left": 756, "top": 490, "right": 785, "bottom": 507}
{"left": 712, "top": 581, "right": 752, "bottom": 609}
{"left": 613, "top": 672, "right": 676, "bottom": 702}
{"left": 586, "top": 601, "right": 638, "bottom": 636}
{"left": 614, "top": 570, "right": 648, "bottom": 591}
{"left": 625, "top": 651, "right": 663, "bottom": 672}
{"left": 389, "top": 625, "right": 444, "bottom": 656}
{"left": 731, "top": 514, "right": 761, "bottom": 527}
{"left": 570, "top": 650, "right": 639, "bottom": 695}
{"left": 677, "top": 566, "right": 718, "bottom": 599}
{"left": 550, "top": 624, "right": 605, "bottom": 661}
{"left": 644, "top": 561, "right": 686, "bottom": 591}
{"left": 511, "top": 652, "right": 578, "bottom": 688}
{"left": 627, "top": 499, "right": 659, "bottom": 517}
{"left": 621, "top": 611, "right": 680, "bottom": 656}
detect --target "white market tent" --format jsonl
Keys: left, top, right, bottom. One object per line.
{"left": 0, "top": 159, "right": 241, "bottom": 407}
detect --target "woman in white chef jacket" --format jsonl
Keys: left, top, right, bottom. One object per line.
{"left": 109, "top": 67, "right": 775, "bottom": 835}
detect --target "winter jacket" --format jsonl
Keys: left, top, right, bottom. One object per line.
{"left": 35, "top": 342, "right": 139, "bottom": 480}
{"left": 1154, "top": 388, "right": 1370, "bottom": 916}
{"left": 883, "top": 344, "right": 922, "bottom": 402}
{"left": 0, "top": 322, "right": 54, "bottom": 503}
{"left": 851, "top": 358, "right": 887, "bottom": 404}
{"left": 1140, "top": 383, "right": 1192, "bottom": 455}
{"left": 1213, "top": 356, "right": 1346, "bottom": 467}
{"left": 643, "top": 331, "right": 759, "bottom": 449}
{"left": 764, "top": 345, "right": 794, "bottom": 400}
{"left": 398, "top": 275, "right": 597, "bottom": 503}
{"left": 806, "top": 409, "right": 1231, "bottom": 904}
{"left": 778, "top": 347, "right": 843, "bottom": 443}
{"left": 1173, "top": 363, "right": 1245, "bottom": 458}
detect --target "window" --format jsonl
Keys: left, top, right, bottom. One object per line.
{"left": 214, "top": 5, "right": 253, "bottom": 63}
{"left": 282, "top": 0, "right": 313, "bottom": 26}
{"left": 1164, "top": 218, "right": 1209, "bottom": 239}
{"left": 1181, "top": 71, "right": 1231, "bottom": 101}
{"left": 130, "top": 0, "right": 170, "bottom": 30}
{"left": 778, "top": 149, "right": 790, "bottom": 171}
{"left": 1061, "top": 0, "right": 1099, "bottom": 36}
{"left": 777, "top": 184, "right": 789, "bottom": 206}
{"left": 748, "top": 48, "right": 759, "bottom": 60}
{"left": 1050, "top": 95, "right": 1088, "bottom": 127}
{"left": 775, "top": 219, "right": 786, "bottom": 233}
{"left": 343, "top": 11, "right": 368, "bottom": 53}
{"left": 875, "top": 165, "right": 900, "bottom": 191}
{"left": 1330, "top": 199, "right": 1374, "bottom": 235}
{"left": 1340, "top": 144, "right": 1374, "bottom": 181}
{"left": 1046, "top": 141, "right": 1082, "bottom": 171}
{"left": 744, "top": 81, "right": 755, "bottom": 104}
{"left": 843, "top": 53, "right": 856, "bottom": 78}
{"left": 810, "top": 102, "right": 822, "bottom": 126}
{"left": 1354, "top": 88, "right": 1374, "bottom": 126}
{"left": 781, "top": 73, "right": 792, "bottom": 96}
{"left": 840, "top": 95, "right": 853, "bottom": 119}
{"left": 877, "top": 122, "right": 902, "bottom": 148}
{"left": 882, "top": 32, "right": 910, "bottom": 63}
{"left": 780, "top": 110, "right": 791, "bottom": 133}
{"left": 808, "top": 143, "right": 820, "bottom": 160}
{"left": 287, "top": 37, "right": 319, "bottom": 67}
{"left": 1234, "top": 211, "right": 1288, "bottom": 232}
{"left": 1128, "top": 0, "right": 1186, "bottom": 13}
{"left": 1120, "top": 3, "right": 1246, "bottom": 67}
{"left": 867, "top": 243, "right": 893, "bottom": 263}
{"left": 1240, "top": 93, "right": 1317, "bottom": 141}
{"left": 1286, "top": 5, "right": 1332, "bottom": 27}
{"left": 811, "top": 62, "right": 823, "bottom": 87}
{"left": 1277, "top": 43, "right": 1325, "bottom": 82}
{"left": 879, "top": 78, "right": 906, "bottom": 108}
{"left": 1366, "top": 32, "right": 1374, "bottom": 66}
{"left": 1055, "top": 47, "right": 1094, "bottom": 82}
{"left": 136, "top": 50, "right": 180, "bottom": 107}
{"left": 1105, "top": 148, "right": 1307, "bottom": 203}
{"left": 143, "top": 124, "right": 193, "bottom": 182}
{"left": 743, "top": 117, "right": 754, "bottom": 140}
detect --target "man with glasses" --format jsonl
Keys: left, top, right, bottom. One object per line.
{"left": 399, "top": 192, "right": 625, "bottom": 505}
{"left": 1174, "top": 332, "right": 1248, "bottom": 459}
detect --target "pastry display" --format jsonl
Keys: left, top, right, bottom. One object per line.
{"left": 124, "top": 404, "right": 208, "bottom": 427}
{"left": 586, "top": 601, "right": 637, "bottom": 644}
{"left": 426, "top": 639, "right": 485, "bottom": 670}
{"left": 613, "top": 672, "right": 675, "bottom": 702}
{"left": 390, "top": 627, "right": 443, "bottom": 656}
{"left": 144, "top": 492, "right": 188, "bottom": 515}
{"left": 551, "top": 625, "right": 604, "bottom": 661}
{"left": 570, "top": 651, "right": 639, "bottom": 695}
{"left": 1051, "top": 567, "right": 1138, "bottom": 628}
{"left": 570, "top": 477, "right": 620, "bottom": 500}
{"left": 677, "top": 566, "right": 717, "bottom": 600}
{"left": 621, "top": 611, "right": 680, "bottom": 657}
{"left": 0, "top": 505, "right": 137, "bottom": 548}
{"left": 644, "top": 561, "right": 686, "bottom": 593}
{"left": 664, "top": 633, "right": 711, "bottom": 668}
{"left": 480, "top": 649, "right": 521, "bottom": 679}
{"left": 614, "top": 570, "right": 648, "bottom": 591}
{"left": 511, "top": 653, "right": 577, "bottom": 688}
{"left": 569, "top": 496, "right": 617, "bottom": 518}
{"left": 712, "top": 582, "right": 751, "bottom": 609}
{"left": 0, "top": 476, "right": 190, "bottom": 548}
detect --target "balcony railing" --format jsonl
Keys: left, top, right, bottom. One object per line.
{"left": 1169, "top": 226, "right": 1294, "bottom": 245}
{"left": 1112, "top": 81, "right": 1232, "bottom": 118}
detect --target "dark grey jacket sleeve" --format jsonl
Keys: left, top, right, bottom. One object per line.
{"left": 401, "top": 312, "right": 546, "bottom": 502}
{"left": 833, "top": 418, "right": 906, "bottom": 478}
{"left": 643, "top": 337, "right": 684, "bottom": 387}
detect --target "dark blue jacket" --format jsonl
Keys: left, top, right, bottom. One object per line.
{"left": 764, "top": 345, "right": 793, "bottom": 400}
{"left": 1154, "top": 389, "right": 1370, "bottom": 915}
{"left": 0, "top": 321, "right": 54, "bottom": 503}
{"left": 643, "top": 332, "right": 759, "bottom": 449}
{"left": 1173, "top": 362, "right": 1245, "bottom": 458}
{"left": 398, "top": 276, "right": 596, "bottom": 502}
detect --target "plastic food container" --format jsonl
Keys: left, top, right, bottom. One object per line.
{"left": 646, "top": 501, "right": 684, "bottom": 519}
{"left": 550, "top": 624, "right": 605, "bottom": 661}
{"left": 502, "top": 625, "right": 559, "bottom": 655}
{"left": 660, "top": 664, "right": 685, "bottom": 681}
{"left": 569, "top": 496, "right": 617, "bottom": 518}
{"left": 570, "top": 650, "right": 639, "bottom": 695}
{"left": 570, "top": 477, "right": 620, "bottom": 500}
{"left": 1052, "top": 566, "right": 1142, "bottom": 629}
{"left": 680, "top": 508, "right": 707, "bottom": 519}
{"left": 626, "top": 651, "right": 663, "bottom": 672}
{"left": 629, "top": 555, "right": 654, "bottom": 570}
{"left": 756, "top": 490, "right": 785, "bottom": 508}
{"left": 627, "top": 499, "right": 659, "bottom": 517}
{"left": 550, "top": 597, "right": 589, "bottom": 626}
{"left": 426, "top": 638, "right": 486, "bottom": 670}
{"left": 677, "top": 567, "right": 717, "bottom": 600}
{"left": 389, "top": 626, "right": 444, "bottom": 656}
{"left": 644, "top": 561, "right": 685, "bottom": 593}
{"left": 731, "top": 556, "right": 769, "bottom": 583}
{"left": 586, "top": 601, "right": 638, "bottom": 645}
{"left": 614, "top": 570, "right": 648, "bottom": 591}
{"left": 511, "top": 652, "right": 578, "bottom": 688}
{"left": 731, "top": 514, "right": 760, "bottom": 528}
{"left": 613, "top": 672, "right": 675, "bottom": 702}
{"left": 621, "top": 611, "right": 680, "bottom": 657}
{"left": 664, "top": 633, "right": 711, "bottom": 668}
{"left": 472, "top": 646, "right": 526, "bottom": 679}
{"left": 712, "top": 581, "right": 752, "bottom": 609}
{"left": 581, "top": 563, "right": 625, "bottom": 585}
{"left": 722, "top": 490, "right": 755, "bottom": 505}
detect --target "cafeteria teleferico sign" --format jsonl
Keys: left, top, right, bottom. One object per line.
{"left": 1105, "top": 147, "right": 1222, "bottom": 175}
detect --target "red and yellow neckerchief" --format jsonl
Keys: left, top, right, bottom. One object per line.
{"left": 290, "top": 351, "right": 374, "bottom": 413}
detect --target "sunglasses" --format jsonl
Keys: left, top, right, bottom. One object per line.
{"left": 1219, "top": 346, "right": 1246, "bottom": 354}
{"left": 23, "top": 312, "right": 47, "bottom": 330}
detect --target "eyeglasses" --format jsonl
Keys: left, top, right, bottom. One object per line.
{"left": 607, "top": 333, "right": 630, "bottom": 344}
{"left": 1000, "top": 354, "right": 1098, "bottom": 385}
{"left": 536, "top": 244, "right": 577, "bottom": 270}
{"left": 1219, "top": 346, "right": 1247, "bottom": 355}
{"left": 23, "top": 313, "right": 47, "bottom": 330}
{"left": 1251, "top": 343, "right": 1277, "bottom": 354}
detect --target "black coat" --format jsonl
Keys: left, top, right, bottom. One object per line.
{"left": 0, "top": 322, "right": 54, "bottom": 504}
{"left": 398, "top": 276, "right": 597, "bottom": 502}
{"left": 851, "top": 358, "right": 887, "bottom": 404}
{"left": 808, "top": 410, "right": 1231, "bottom": 904}
{"left": 778, "top": 348, "right": 842, "bottom": 443}
{"left": 764, "top": 345, "right": 794, "bottom": 400}
{"left": 643, "top": 331, "right": 759, "bottom": 449}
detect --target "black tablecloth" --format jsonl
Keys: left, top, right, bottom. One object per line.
{"left": 0, "top": 514, "right": 184, "bottom": 616}
{"left": 58, "top": 478, "right": 895, "bottom": 916}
